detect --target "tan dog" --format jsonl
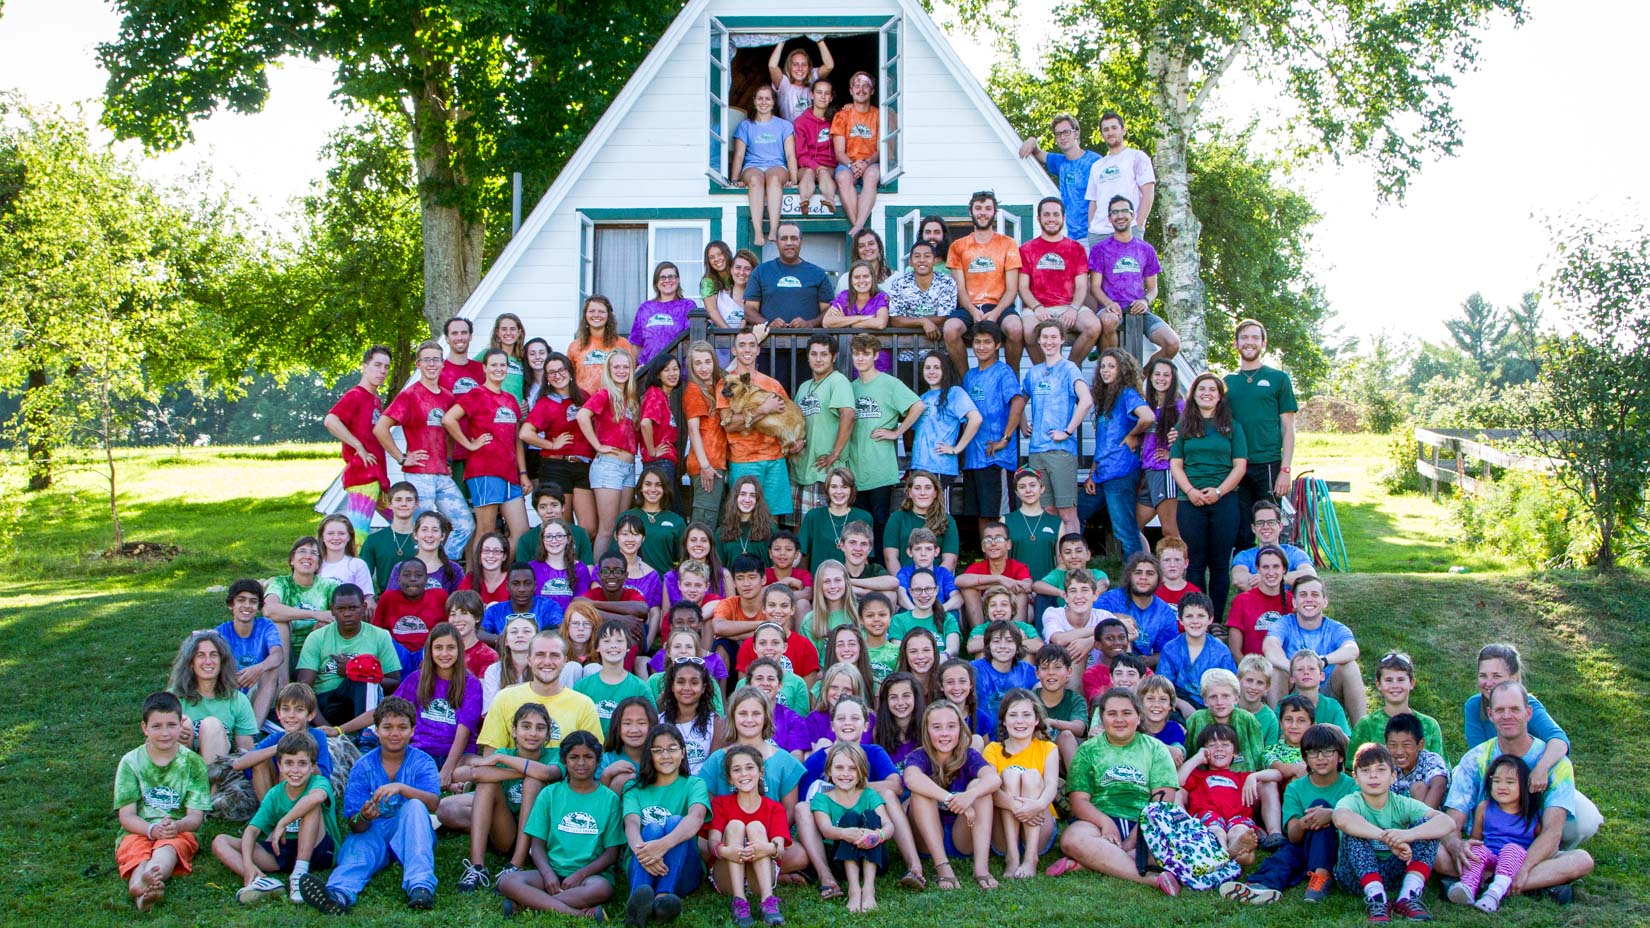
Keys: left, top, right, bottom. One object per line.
{"left": 720, "top": 373, "right": 805, "bottom": 452}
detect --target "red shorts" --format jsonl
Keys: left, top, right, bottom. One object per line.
{"left": 1197, "top": 811, "right": 1256, "bottom": 832}
{"left": 116, "top": 831, "right": 199, "bottom": 879}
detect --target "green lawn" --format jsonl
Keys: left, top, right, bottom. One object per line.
{"left": 0, "top": 437, "right": 1642, "bottom": 926}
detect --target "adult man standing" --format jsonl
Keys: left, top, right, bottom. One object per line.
{"left": 323, "top": 346, "right": 392, "bottom": 535}
{"left": 960, "top": 321, "right": 1025, "bottom": 535}
{"left": 1437, "top": 681, "right": 1597, "bottom": 901}
{"left": 1096, "top": 552, "right": 1180, "bottom": 667}
{"left": 792, "top": 334, "right": 856, "bottom": 513}
{"left": 1084, "top": 111, "right": 1155, "bottom": 240}
{"left": 439, "top": 317, "right": 487, "bottom": 492}
{"left": 1229, "top": 499, "right": 1316, "bottom": 593}
{"left": 718, "top": 328, "right": 797, "bottom": 520}
{"left": 744, "top": 221, "right": 834, "bottom": 393}
{"left": 375, "top": 340, "right": 475, "bottom": 561}
{"left": 1261, "top": 576, "right": 1368, "bottom": 724}
{"left": 1224, "top": 319, "right": 1298, "bottom": 551}
{"left": 943, "top": 191, "right": 1025, "bottom": 373}
{"left": 1018, "top": 197, "right": 1102, "bottom": 366}
{"left": 1089, "top": 196, "right": 1180, "bottom": 359}
{"left": 1019, "top": 113, "right": 1103, "bottom": 244}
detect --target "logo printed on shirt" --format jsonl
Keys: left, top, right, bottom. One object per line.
{"left": 1205, "top": 773, "right": 1240, "bottom": 791}
{"left": 142, "top": 785, "right": 183, "bottom": 815}
{"left": 541, "top": 576, "right": 572, "bottom": 597}
{"left": 1036, "top": 252, "right": 1068, "bottom": 271}
{"left": 797, "top": 392, "right": 823, "bottom": 417}
{"left": 585, "top": 350, "right": 609, "bottom": 366}
{"left": 816, "top": 127, "right": 831, "bottom": 143}
{"left": 1033, "top": 378, "right": 1054, "bottom": 396}
{"left": 452, "top": 377, "right": 479, "bottom": 395}
{"left": 507, "top": 778, "right": 524, "bottom": 808}
{"left": 559, "top": 811, "right": 601, "bottom": 836}
{"left": 494, "top": 406, "right": 519, "bottom": 425}
{"left": 1255, "top": 611, "right": 1282, "bottom": 632}
{"left": 854, "top": 396, "right": 885, "bottom": 420}
{"left": 425, "top": 407, "right": 445, "bottom": 427}
{"left": 647, "top": 313, "right": 675, "bottom": 328}
{"left": 1102, "top": 764, "right": 1148, "bottom": 789}
{"left": 640, "top": 804, "right": 671, "bottom": 827}
{"left": 777, "top": 276, "right": 802, "bottom": 288}
{"left": 393, "top": 614, "right": 430, "bottom": 636}
{"left": 849, "top": 124, "right": 874, "bottom": 139}
{"left": 369, "top": 408, "right": 382, "bottom": 425}
{"left": 423, "top": 697, "right": 458, "bottom": 726}
{"left": 968, "top": 256, "right": 998, "bottom": 274}
{"left": 1257, "top": 379, "right": 1271, "bottom": 387}
{"left": 595, "top": 698, "right": 618, "bottom": 719}
{"left": 1098, "top": 164, "right": 1122, "bottom": 181}
{"left": 1111, "top": 257, "right": 1142, "bottom": 274}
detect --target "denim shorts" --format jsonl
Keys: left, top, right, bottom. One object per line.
{"left": 589, "top": 455, "right": 638, "bottom": 490}
{"left": 465, "top": 476, "right": 523, "bottom": 506}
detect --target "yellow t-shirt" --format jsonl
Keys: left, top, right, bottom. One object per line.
{"left": 982, "top": 738, "right": 1059, "bottom": 814}
{"left": 478, "top": 683, "right": 602, "bottom": 751}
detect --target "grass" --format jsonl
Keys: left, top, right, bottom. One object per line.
{"left": 0, "top": 436, "right": 1644, "bottom": 926}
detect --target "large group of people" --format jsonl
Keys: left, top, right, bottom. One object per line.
{"left": 112, "top": 65, "right": 1601, "bottom": 925}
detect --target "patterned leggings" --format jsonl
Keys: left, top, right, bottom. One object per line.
{"left": 1333, "top": 836, "right": 1438, "bottom": 894}
{"left": 1458, "top": 842, "right": 1529, "bottom": 896}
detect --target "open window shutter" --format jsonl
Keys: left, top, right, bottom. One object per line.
{"left": 895, "top": 208, "right": 922, "bottom": 269}
{"left": 578, "top": 212, "right": 595, "bottom": 304}
{"left": 997, "top": 208, "right": 1024, "bottom": 242}
{"left": 878, "top": 16, "right": 903, "bottom": 181}
{"left": 707, "top": 18, "right": 731, "bottom": 184}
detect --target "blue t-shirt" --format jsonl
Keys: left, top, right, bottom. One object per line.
{"left": 343, "top": 746, "right": 440, "bottom": 833}
{"left": 746, "top": 258, "right": 835, "bottom": 325}
{"left": 800, "top": 742, "right": 898, "bottom": 798}
{"left": 1264, "top": 613, "right": 1355, "bottom": 690}
{"left": 735, "top": 117, "right": 795, "bottom": 171}
{"left": 962, "top": 362, "right": 1022, "bottom": 470}
{"left": 1462, "top": 693, "right": 1569, "bottom": 750}
{"left": 1022, "top": 359, "right": 1085, "bottom": 455}
{"left": 1230, "top": 543, "right": 1312, "bottom": 574}
{"left": 910, "top": 386, "right": 979, "bottom": 477}
{"left": 895, "top": 563, "right": 958, "bottom": 604}
{"left": 971, "top": 658, "right": 1040, "bottom": 720}
{"left": 1155, "top": 635, "right": 1238, "bottom": 709}
{"left": 1090, "top": 386, "right": 1146, "bottom": 483}
{"left": 218, "top": 618, "right": 282, "bottom": 673}
{"left": 1096, "top": 589, "right": 1179, "bottom": 656}
{"left": 482, "top": 596, "right": 565, "bottom": 635}
{"left": 251, "top": 727, "right": 335, "bottom": 778}
{"left": 1044, "top": 149, "right": 1102, "bottom": 240}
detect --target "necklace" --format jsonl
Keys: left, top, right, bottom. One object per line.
{"left": 827, "top": 508, "right": 850, "bottom": 549}
{"left": 390, "top": 528, "right": 414, "bottom": 559}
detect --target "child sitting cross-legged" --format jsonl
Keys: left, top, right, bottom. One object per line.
{"left": 114, "top": 692, "right": 211, "bottom": 912}
{"left": 1185, "top": 668, "right": 1284, "bottom": 849}
{"left": 810, "top": 742, "right": 894, "bottom": 913}
{"left": 1177, "top": 723, "right": 1281, "bottom": 867}
{"left": 1137, "top": 675, "right": 1187, "bottom": 763}
{"left": 1384, "top": 712, "right": 1449, "bottom": 810}
{"left": 497, "top": 731, "right": 624, "bottom": 919}
{"left": 1445, "top": 754, "right": 1544, "bottom": 913}
{"left": 213, "top": 730, "right": 343, "bottom": 905}
{"left": 1218, "top": 723, "right": 1354, "bottom": 906}
{"left": 1330, "top": 743, "right": 1456, "bottom": 922}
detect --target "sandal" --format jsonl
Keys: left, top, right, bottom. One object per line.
{"left": 818, "top": 884, "right": 845, "bottom": 901}
{"left": 1157, "top": 871, "right": 1181, "bottom": 897}
{"left": 1045, "top": 857, "right": 1083, "bottom": 878}
{"left": 934, "top": 863, "right": 961, "bottom": 891}
{"left": 898, "top": 870, "right": 927, "bottom": 891}
{"left": 975, "top": 873, "right": 999, "bottom": 891}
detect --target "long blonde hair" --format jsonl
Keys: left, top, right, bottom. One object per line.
{"left": 811, "top": 661, "right": 868, "bottom": 714}
{"left": 809, "top": 559, "right": 860, "bottom": 642}
{"left": 687, "top": 340, "right": 723, "bottom": 408}
{"left": 917, "top": 699, "right": 969, "bottom": 788}
{"left": 598, "top": 348, "right": 639, "bottom": 423}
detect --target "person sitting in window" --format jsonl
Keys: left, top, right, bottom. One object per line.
{"left": 832, "top": 72, "right": 886, "bottom": 239}
{"left": 769, "top": 38, "right": 834, "bottom": 122}
{"left": 732, "top": 85, "right": 798, "bottom": 249}
{"left": 793, "top": 79, "right": 839, "bottom": 216}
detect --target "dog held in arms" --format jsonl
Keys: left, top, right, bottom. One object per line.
{"left": 720, "top": 373, "right": 805, "bottom": 453}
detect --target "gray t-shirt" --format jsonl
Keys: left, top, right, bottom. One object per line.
{"left": 746, "top": 258, "right": 834, "bottom": 324}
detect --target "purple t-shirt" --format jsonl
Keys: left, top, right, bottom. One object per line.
{"left": 647, "top": 649, "right": 729, "bottom": 680}
{"left": 802, "top": 711, "right": 878, "bottom": 750}
{"left": 773, "top": 704, "right": 811, "bottom": 753}
{"left": 1139, "top": 400, "right": 1184, "bottom": 472}
{"left": 629, "top": 299, "right": 696, "bottom": 365}
{"left": 1088, "top": 236, "right": 1162, "bottom": 306}
{"left": 393, "top": 670, "right": 483, "bottom": 759}
{"left": 905, "top": 747, "right": 989, "bottom": 813}
{"left": 532, "top": 560, "right": 593, "bottom": 610}
{"left": 829, "top": 291, "right": 893, "bottom": 373}
{"left": 626, "top": 570, "right": 664, "bottom": 612}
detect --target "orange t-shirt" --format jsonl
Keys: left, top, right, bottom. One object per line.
{"left": 716, "top": 370, "right": 787, "bottom": 463}
{"left": 830, "top": 106, "right": 881, "bottom": 164}
{"left": 567, "top": 338, "right": 636, "bottom": 398}
{"left": 946, "top": 233, "right": 1023, "bottom": 307}
{"left": 682, "top": 381, "right": 728, "bottom": 476}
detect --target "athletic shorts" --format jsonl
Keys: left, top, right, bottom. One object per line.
{"left": 1101, "top": 306, "right": 1171, "bottom": 338}
{"left": 728, "top": 458, "right": 792, "bottom": 517}
{"left": 1136, "top": 468, "right": 1172, "bottom": 508}
{"left": 961, "top": 466, "right": 1008, "bottom": 519}
{"left": 947, "top": 302, "right": 1020, "bottom": 331}
{"left": 1028, "top": 450, "right": 1078, "bottom": 508}
{"left": 259, "top": 834, "right": 336, "bottom": 872}
{"left": 1197, "top": 812, "right": 1256, "bottom": 832}
{"left": 117, "top": 831, "right": 199, "bottom": 879}
{"left": 466, "top": 475, "right": 524, "bottom": 506}
{"left": 589, "top": 456, "right": 639, "bottom": 490}
{"left": 540, "top": 456, "right": 592, "bottom": 493}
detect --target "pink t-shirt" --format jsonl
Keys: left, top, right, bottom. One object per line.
{"left": 640, "top": 387, "right": 679, "bottom": 464}
{"left": 582, "top": 389, "right": 640, "bottom": 454}
{"left": 384, "top": 382, "right": 456, "bottom": 476}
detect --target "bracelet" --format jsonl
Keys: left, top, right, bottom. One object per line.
{"left": 146, "top": 821, "right": 158, "bottom": 839}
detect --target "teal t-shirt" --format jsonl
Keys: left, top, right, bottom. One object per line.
{"left": 794, "top": 371, "right": 857, "bottom": 486}
{"left": 1006, "top": 509, "right": 1063, "bottom": 583}
{"left": 494, "top": 746, "right": 556, "bottom": 813}
{"left": 574, "top": 672, "right": 655, "bottom": 736}
{"left": 250, "top": 773, "right": 345, "bottom": 847}
{"left": 809, "top": 786, "right": 886, "bottom": 839}
{"left": 1336, "top": 790, "right": 1435, "bottom": 857}
{"left": 847, "top": 373, "right": 921, "bottom": 491}
{"left": 1169, "top": 422, "right": 1248, "bottom": 499}
{"left": 867, "top": 642, "right": 901, "bottom": 686}
{"left": 1253, "top": 703, "right": 1281, "bottom": 747}
{"left": 180, "top": 691, "right": 260, "bottom": 739}
{"left": 523, "top": 781, "right": 625, "bottom": 877}
{"left": 891, "top": 610, "right": 961, "bottom": 645}
{"left": 622, "top": 774, "right": 712, "bottom": 830}
{"left": 1283, "top": 772, "right": 1357, "bottom": 827}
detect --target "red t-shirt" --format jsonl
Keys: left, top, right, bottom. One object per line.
{"left": 439, "top": 359, "right": 488, "bottom": 461}
{"left": 464, "top": 640, "right": 499, "bottom": 679}
{"left": 735, "top": 627, "right": 821, "bottom": 678}
{"left": 1155, "top": 581, "right": 1201, "bottom": 608}
{"left": 1225, "top": 588, "right": 1293, "bottom": 657}
{"left": 764, "top": 567, "right": 814, "bottom": 588}
{"left": 458, "top": 570, "right": 509, "bottom": 605}
{"left": 1018, "top": 236, "right": 1090, "bottom": 309}
{"left": 583, "top": 586, "right": 648, "bottom": 660}
{"left": 710, "top": 793, "right": 789, "bottom": 845}
{"left": 526, "top": 393, "right": 596, "bottom": 461}
{"left": 455, "top": 387, "right": 522, "bottom": 482}
{"left": 372, "top": 587, "right": 450, "bottom": 652}
{"left": 384, "top": 382, "right": 456, "bottom": 476}
{"left": 582, "top": 389, "right": 640, "bottom": 454}
{"left": 1183, "top": 767, "right": 1255, "bottom": 822}
{"left": 328, "top": 385, "right": 387, "bottom": 489}
{"left": 962, "top": 559, "right": 1032, "bottom": 583}
{"left": 640, "top": 386, "right": 679, "bottom": 464}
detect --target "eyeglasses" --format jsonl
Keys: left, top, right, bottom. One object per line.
{"left": 1305, "top": 748, "right": 1340, "bottom": 759}
{"left": 658, "top": 274, "right": 679, "bottom": 281}
{"left": 1108, "top": 208, "right": 1134, "bottom": 216}
{"left": 544, "top": 532, "right": 570, "bottom": 542}
{"left": 1253, "top": 519, "right": 1280, "bottom": 528}
{"left": 417, "top": 355, "right": 444, "bottom": 365}
{"left": 1053, "top": 128, "right": 1077, "bottom": 137}
{"left": 547, "top": 368, "right": 570, "bottom": 379}
{"left": 650, "top": 744, "right": 684, "bottom": 756}
{"left": 972, "top": 190, "right": 995, "bottom": 200}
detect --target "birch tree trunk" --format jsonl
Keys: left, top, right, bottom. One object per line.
{"left": 410, "top": 62, "right": 486, "bottom": 334}
{"left": 1148, "top": 44, "right": 1208, "bottom": 370}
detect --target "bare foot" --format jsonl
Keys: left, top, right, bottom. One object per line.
{"left": 133, "top": 865, "right": 165, "bottom": 912}
{"left": 778, "top": 872, "right": 807, "bottom": 886}
{"left": 861, "top": 893, "right": 877, "bottom": 911}
{"left": 1012, "top": 861, "right": 1038, "bottom": 880}
{"left": 753, "top": 234, "right": 767, "bottom": 248}
{"left": 845, "top": 890, "right": 862, "bottom": 913}
{"left": 1234, "top": 829, "right": 1259, "bottom": 867}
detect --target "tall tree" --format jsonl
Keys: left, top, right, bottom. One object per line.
{"left": 1445, "top": 292, "right": 1511, "bottom": 376}
{"left": 953, "top": 0, "right": 1524, "bottom": 367}
{"left": 99, "top": 1, "right": 685, "bottom": 331}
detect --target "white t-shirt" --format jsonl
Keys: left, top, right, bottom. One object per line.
{"left": 774, "top": 69, "right": 818, "bottom": 123}
{"left": 1040, "top": 605, "right": 1111, "bottom": 638}
{"left": 1084, "top": 148, "right": 1156, "bottom": 216}
{"left": 319, "top": 555, "right": 375, "bottom": 596}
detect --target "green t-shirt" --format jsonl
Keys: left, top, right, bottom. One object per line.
{"left": 516, "top": 523, "right": 595, "bottom": 565}
{"left": 622, "top": 774, "right": 712, "bottom": 830}
{"left": 1037, "top": 567, "right": 1108, "bottom": 607}
{"left": 1349, "top": 709, "right": 1447, "bottom": 764}
{"left": 1005, "top": 509, "right": 1063, "bottom": 584}
{"left": 968, "top": 620, "right": 1040, "bottom": 648}
{"left": 1253, "top": 703, "right": 1281, "bottom": 747}
{"left": 809, "top": 787, "right": 886, "bottom": 839}
{"left": 798, "top": 506, "right": 872, "bottom": 571}
{"left": 1223, "top": 367, "right": 1297, "bottom": 465}
{"left": 1264, "top": 740, "right": 1303, "bottom": 768}
{"left": 891, "top": 610, "right": 960, "bottom": 645}
{"left": 1040, "top": 687, "right": 1088, "bottom": 725}
{"left": 494, "top": 746, "right": 554, "bottom": 812}
{"left": 847, "top": 373, "right": 921, "bottom": 491}
{"left": 809, "top": 609, "right": 855, "bottom": 666}
{"left": 1309, "top": 693, "right": 1351, "bottom": 736}
{"left": 264, "top": 573, "right": 342, "bottom": 660}
{"left": 1169, "top": 423, "right": 1248, "bottom": 500}
{"left": 180, "top": 691, "right": 259, "bottom": 739}
{"left": 1335, "top": 790, "right": 1435, "bottom": 856}
{"left": 112, "top": 745, "right": 210, "bottom": 828}
{"left": 617, "top": 509, "right": 687, "bottom": 575}
{"left": 295, "top": 622, "right": 402, "bottom": 694}
{"left": 1186, "top": 707, "right": 1266, "bottom": 772}
{"left": 524, "top": 781, "right": 626, "bottom": 877}
{"left": 574, "top": 672, "right": 655, "bottom": 736}
{"left": 250, "top": 773, "right": 345, "bottom": 847}
{"left": 867, "top": 641, "right": 901, "bottom": 686}
{"left": 1067, "top": 733, "right": 1178, "bottom": 821}
{"left": 647, "top": 672, "right": 725, "bottom": 713}
{"left": 359, "top": 529, "right": 415, "bottom": 595}
{"left": 882, "top": 510, "right": 961, "bottom": 565}
{"left": 794, "top": 371, "right": 857, "bottom": 487}
{"left": 718, "top": 525, "right": 771, "bottom": 570}
{"left": 1283, "top": 772, "right": 1357, "bottom": 828}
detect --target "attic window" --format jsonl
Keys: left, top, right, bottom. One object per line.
{"left": 708, "top": 17, "right": 902, "bottom": 191}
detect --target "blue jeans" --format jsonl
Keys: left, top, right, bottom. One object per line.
{"left": 1248, "top": 800, "right": 1338, "bottom": 890}
{"left": 626, "top": 817, "right": 703, "bottom": 898}
{"left": 327, "top": 801, "right": 437, "bottom": 905}
{"left": 405, "top": 472, "right": 474, "bottom": 561}
{"left": 1079, "top": 473, "right": 1144, "bottom": 559}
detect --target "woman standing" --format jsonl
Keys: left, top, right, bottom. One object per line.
{"left": 444, "top": 348, "right": 532, "bottom": 551}
{"left": 522, "top": 351, "right": 598, "bottom": 536}
{"left": 486, "top": 313, "right": 529, "bottom": 405}
{"left": 577, "top": 349, "right": 642, "bottom": 558}
{"left": 682, "top": 342, "right": 728, "bottom": 526}
{"left": 636, "top": 354, "right": 684, "bottom": 485}
{"left": 1081, "top": 348, "right": 1154, "bottom": 559}
{"left": 1136, "top": 358, "right": 1184, "bottom": 540}
{"left": 568, "top": 296, "right": 635, "bottom": 398}
{"left": 1169, "top": 372, "right": 1247, "bottom": 619}
{"left": 630, "top": 263, "right": 697, "bottom": 366}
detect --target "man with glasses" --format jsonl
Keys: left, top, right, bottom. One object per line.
{"left": 1088, "top": 195, "right": 1180, "bottom": 359}
{"left": 1019, "top": 113, "right": 1104, "bottom": 244}
{"left": 1225, "top": 318, "right": 1298, "bottom": 550}
{"left": 1229, "top": 500, "right": 1316, "bottom": 593}
{"left": 1083, "top": 111, "right": 1155, "bottom": 240}
{"left": 943, "top": 190, "right": 1025, "bottom": 372}
{"left": 376, "top": 339, "right": 476, "bottom": 560}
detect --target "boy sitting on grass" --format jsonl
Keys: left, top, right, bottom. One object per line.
{"left": 1186, "top": 668, "right": 1284, "bottom": 849}
{"left": 114, "top": 692, "right": 211, "bottom": 912}
{"left": 1331, "top": 743, "right": 1456, "bottom": 922}
{"left": 213, "top": 730, "right": 344, "bottom": 905}
{"left": 231, "top": 682, "right": 335, "bottom": 800}
{"left": 1219, "top": 723, "right": 1354, "bottom": 906}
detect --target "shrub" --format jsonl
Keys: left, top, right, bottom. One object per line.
{"left": 1451, "top": 471, "right": 1599, "bottom": 568}
{"left": 1378, "top": 426, "right": 1425, "bottom": 495}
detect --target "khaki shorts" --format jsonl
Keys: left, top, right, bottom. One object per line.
{"left": 1029, "top": 450, "right": 1078, "bottom": 509}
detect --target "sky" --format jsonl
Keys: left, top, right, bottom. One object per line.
{"left": 2, "top": 0, "right": 1644, "bottom": 346}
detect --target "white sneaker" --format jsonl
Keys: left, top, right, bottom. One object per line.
{"left": 289, "top": 879, "right": 304, "bottom": 904}
{"left": 237, "top": 875, "right": 285, "bottom": 904}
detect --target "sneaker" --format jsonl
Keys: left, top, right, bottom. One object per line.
{"left": 1304, "top": 869, "right": 1332, "bottom": 903}
{"left": 624, "top": 886, "right": 655, "bottom": 928}
{"left": 1365, "top": 896, "right": 1391, "bottom": 923}
{"left": 1259, "top": 832, "right": 1288, "bottom": 852}
{"left": 289, "top": 879, "right": 304, "bottom": 904}
{"left": 407, "top": 887, "right": 435, "bottom": 910}
{"left": 760, "top": 895, "right": 785, "bottom": 925}
{"left": 653, "top": 891, "right": 683, "bottom": 922}
{"left": 494, "top": 865, "right": 522, "bottom": 893}
{"left": 237, "top": 875, "right": 285, "bottom": 904}
{"left": 731, "top": 897, "right": 754, "bottom": 928}
{"left": 1473, "top": 892, "right": 1502, "bottom": 914}
{"left": 298, "top": 872, "right": 350, "bottom": 916}
{"left": 1546, "top": 882, "right": 1576, "bottom": 905}
{"left": 1392, "top": 896, "right": 1433, "bottom": 921}
{"left": 458, "top": 860, "right": 491, "bottom": 893}
{"left": 1445, "top": 881, "right": 1475, "bottom": 907}
{"left": 1218, "top": 881, "right": 1280, "bottom": 905}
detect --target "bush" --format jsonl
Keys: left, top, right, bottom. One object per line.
{"left": 1378, "top": 426, "right": 1425, "bottom": 494}
{"left": 1296, "top": 395, "right": 1363, "bottom": 433}
{"left": 1451, "top": 471, "right": 1599, "bottom": 568}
